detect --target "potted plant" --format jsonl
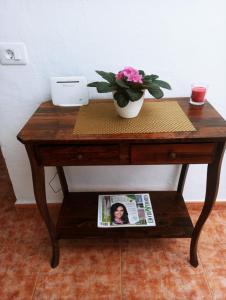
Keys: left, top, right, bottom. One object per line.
{"left": 87, "top": 66, "right": 171, "bottom": 118}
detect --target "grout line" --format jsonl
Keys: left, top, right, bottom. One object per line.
{"left": 197, "top": 250, "right": 215, "bottom": 300}
{"left": 31, "top": 240, "right": 46, "bottom": 299}
{"left": 120, "top": 244, "right": 123, "bottom": 300}
{"left": 201, "top": 266, "right": 215, "bottom": 300}
{"left": 31, "top": 274, "right": 39, "bottom": 300}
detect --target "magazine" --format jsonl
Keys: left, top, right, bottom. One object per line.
{"left": 98, "top": 193, "right": 156, "bottom": 228}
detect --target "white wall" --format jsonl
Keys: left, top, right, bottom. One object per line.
{"left": 0, "top": 0, "right": 226, "bottom": 204}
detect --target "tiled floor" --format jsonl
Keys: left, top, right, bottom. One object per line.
{"left": 1, "top": 152, "right": 226, "bottom": 299}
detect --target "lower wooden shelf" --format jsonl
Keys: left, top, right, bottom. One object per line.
{"left": 56, "top": 191, "right": 194, "bottom": 239}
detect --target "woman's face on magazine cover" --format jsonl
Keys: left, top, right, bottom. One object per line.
{"left": 114, "top": 206, "right": 124, "bottom": 219}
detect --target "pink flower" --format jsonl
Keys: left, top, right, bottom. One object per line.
{"left": 115, "top": 71, "right": 124, "bottom": 80}
{"left": 128, "top": 73, "right": 143, "bottom": 83}
{"left": 115, "top": 66, "right": 143, "bottom": 84}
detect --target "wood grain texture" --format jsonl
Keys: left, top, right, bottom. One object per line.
{"left": 56, "top": 166, "right": 68, "bottom": 197}
{"left": 37, "top": 144, "right": 120, "bottom": 166}
{"left": 131, "top": 143, "right": 215, "bottom": 164}
{"left": 17, "top": 98, "right": 226, "bottom": 144}
{"left": 56, "top": 191, "right": 194, "bottom": 239}
{"left": 177, "top": 164, "right": 189, "bottom": 194}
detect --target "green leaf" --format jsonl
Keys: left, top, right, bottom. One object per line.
{"left": 150, "top": 74, "right": 159, "bottom": 80}
{"left": 148, "top": 88, "right": 164, "bottom": 99}
{"left": 114, "top": 92, "right": 129, "bottom": 107}
{"left": 139, "top": 70, "right": 145, "bottom": 76}
{"left": 126, "top": 89, "right": 143, "bottom": 101}
{"left": 96, "top": 71, "right": 116, "bottom": 83}
{"left": 141, "top": 81, "right": 153, "bottom": 89}
{"left": 143, "top": 75, "right": 153, "bottom": 81}
{"left": 148, "top": 83, "right": 164, "bottom": 99}
{"left": 153, "top": 80, "right": 171, "bottom": 90}
{"left": 116, "top": 79, "right": 129, "bottom": 88}
{"left": 87, "top": 81, "right": 115, "bottom": 93}
{"left": 87, "top": 82, "right": 99, "bottom": 88}
{"left": 142, "top": 75, "right": 159, "bottom": 86}
{"left": 96, "top": 82, "right": 115, "bottom": 93}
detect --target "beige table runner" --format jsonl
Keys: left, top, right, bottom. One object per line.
{"left": 73, "top": 101, "right": 196, "bottom": 135}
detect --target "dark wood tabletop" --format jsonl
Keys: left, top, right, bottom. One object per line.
{"left": 17, "top": 98, "right": 226, "bottom": 144}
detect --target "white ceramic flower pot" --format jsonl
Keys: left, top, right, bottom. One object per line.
{"left": 113, "top": 94, "right": 144, "bottom": 118}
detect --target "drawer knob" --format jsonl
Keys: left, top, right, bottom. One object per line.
{"left": 169, "top": 152, "right": 176, "bottom": 159}
{"left": 77, "top": 154, "right": 83, "bottom": 160}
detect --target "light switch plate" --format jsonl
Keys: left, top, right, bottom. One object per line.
{"left": 0, "top": 42, "right": 28, "bottom": 65}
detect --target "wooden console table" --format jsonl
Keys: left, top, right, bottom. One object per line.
{"left": 17, "top": 98, "right": 226, "bottom": 268}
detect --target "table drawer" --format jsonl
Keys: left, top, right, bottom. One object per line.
{"left": 37, "top": 145, "right": 120, "bottom": 166}
{"left": 131, "top": 143, "right": 216, "bottom": 164}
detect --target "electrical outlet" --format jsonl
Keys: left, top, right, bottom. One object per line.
{"left": 0, "top": 42, "right": 28, "bottom": 65}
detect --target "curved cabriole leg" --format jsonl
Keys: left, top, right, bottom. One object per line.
{"left": 177, "top": 164, "right": 189, "bottom": 194}
{"left": 56, "top": 166, "right": 69, "bottom": 197}
{"left": 190, "top": 142, "right": 225, "bottom": 267}
{"left": 51, "top": 239, "right": 60, "bottom": 268}
{"left": 26, "top": 145, "right": 59, "bottom": 268}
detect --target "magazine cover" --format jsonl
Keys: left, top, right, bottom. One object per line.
{"left": 98, "top": 194, "right": 156, "bottom": 228}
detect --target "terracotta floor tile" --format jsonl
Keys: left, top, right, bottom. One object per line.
{"left": 160, "top": 238, "right": 204, "bottom": 275}
{"left": 159, "top": 270, "right": 185, "bottom": 300}
{"left": 122, "top": 276, "right": 161, "bottom": 300}
{"left": 15, "top": 206, "right": 37, "bottom": 216}
{"left": 180, "top": 273, "right": 212, "bottom": 300}
{"left": 60, "top": 237, "right": 120, "bottom": 248}
{"left": 0, "top": 272, "right": 36, "bottom": 300}
{"left": 198, "top": 242, "right": 226, "bottom": 269}
{"left": 0, "top": 241, "right": 43, "bottom": 275}
{"left": 33, "top": 273, "right": 91, "bottom": 300}
{"left": 121, "top": 240, "right": 165, "bottom": 276}
{"left": 204, "top": 268, "right": 226, "bottom": 300}
{"left": 90, "top": 273, "right": 121, "bottom": 300}
{"left": 0, "top": 210, "right": 48, "bottom": 246}
{"left": 88, "top": 244, "right": 120, "bottom": 270}
{"left": 89, "top": 244, "right": 121, "bottom": 298}
{"left": 18, "top": 221, "right": 47, "bottom": 243}
{"left": 0, "top": 245, "right": 11, "bottom": 273}
{"left": 39, "top": 241, "right": 121, "bottom": 276}
{"left": 37, "top": 242, "right": 121, "bottom": 299}
{"left": 38, "top": 241, "right": 90, "bottom": 274}
{"left": 188, "top": 211, "right": 226, "bottom": 248}
{"left": 21, "top": 206, "right": 60, "bottom": 227}
{"left": 215, "top": 210, "right": 226, "bottom": 222}
{"left": 0, "top": 209, "right": 18, "bottom": 229}
{"left": 159, "top": 271, "right": 212, "bottom": 300}
{"left": 212, "top": 211, "right": 226, "bottom": 244}
{"left": 121, "top": 237, "right": 165, "bottom": 248}
{"left": 189, "top": 209, "right": 219, "bottom": 224}
{"left": 0, "top": 198, "right": 15, "bottom": 215}
{"left": 121, "top": 238, "right": 211, "bottom": 299}
{"left": 121, "top": 241, "right": 163, "bottom": 300}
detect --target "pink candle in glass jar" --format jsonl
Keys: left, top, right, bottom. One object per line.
{"left": 191, "top": 87, "right": 206, "bottom": 102}
{"left": 190, "top": 84, "right": 207, "bottom": 105}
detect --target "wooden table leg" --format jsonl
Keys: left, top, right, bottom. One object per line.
{"left": 26, "top": 145, "right": 59, "bottom": 268}
{"left": 56, "top": 166, "right": 69, "bottom": 197}
{"left": 177, "top": 164, "right": 189, "bottom": 194}
{"left": 190, "top": 142, "right": 225, "bottom": 267}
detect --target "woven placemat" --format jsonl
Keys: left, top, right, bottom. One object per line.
{"left": 73, "top": 101, "right": 196, "bottom": 135}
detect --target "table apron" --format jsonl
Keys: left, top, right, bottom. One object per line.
{"left": 35, "top": 142, "right": 217, "bottom": 166}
